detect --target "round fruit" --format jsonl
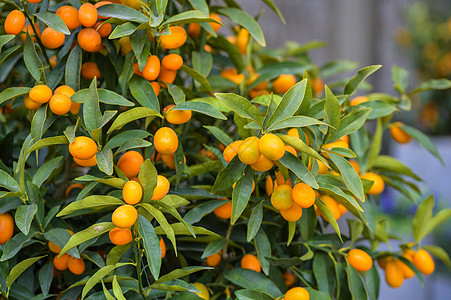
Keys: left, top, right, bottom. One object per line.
{"left": 48, "top": 241, "right": 62, "bottom": 253}
{"left": 276, "top": 170, "right": 292, "bottom": 186}
{"left": 158, "top": 67, "right": 177, "bottom": 84}
{"left": 117, "top": 151, "right": 144, "bottom": 179}
{"left": 123, "top": 181, "right": 143, "bottom": 205}
{"left": 220, "top": 68, "right": 244, "bottom": 85}
{"left": 160, "top": 26, "right": 187, "bottom": 49}
{"left": 188, "top": 23, "right": 201, "bottom": 37}
{"left": 81, "top": 62, "right": 102, "bottom": 80}
{"left": 236, "top": 28, "right": 249, "bottom": 54}
{"left": 361, "top": 172, "right": 385, "bottom": 195}
{"left": 390, "top": 122, "right": 412, "bottom": 144}
{"left": 5, "top": 10, "right": 26, "bottom": 35}
{"left": 161, "top": 54, "right": 183, "bottom": 70}
{"left": 280, "top": 203, "right": 303, "bottom": 222}
{"left": 94, "top": 21, "right": 112, "bottom": 38}
{"left": 399, "top": 258, "right": 415, "bottom": 279}
{"left": 241, "top": 254, "right": 261, "bottom": 272}
{"left": 112, "top": 205, "right": 138, "bottom": 228}
{"left": 163, "top": 105, "right": 192, "bottom": 124}
{"left": 119, "top": 36, "right": 132, "bottom": 55}
{"left": 41, "top": 27, "right": 65, "bottom": 49}
{"left": 54, "top": 85, "right": 75, "bottom": 97}
{"left": 151, "top": 81, "right": 160, "bottom": 96}
{"left": 69, "top": 136, "right": 97, "bottom": 160}
{"left": 193, "top": 282, "right": 210, "bottom": 300}
{"left": 265, "top": 176, "right": 275, "bottom": 196}
{"left": 259, "top": 133, "right": 285, "bottom": 161}
{"left": 348, "top": 249, "right": 373, "bottom": 272}
{"left": 337, "top": 203, "right": 347, "bottom": 215}
{"left": 319, "top": 195, "right": 341, "bottom": 220}
{"left": 292, "top": 183, "right": 316, "bottom": 208}
{"left": 385, "top": 259, "right": 404, "bottom": 288}
{"left": 49, "top": 94, "right": 72, "bottom": 115}
{"left": 213, "top": 201, "right": 232, "bottom": 219}
{"left": 154, "top": 127, "right": 178, "bottom": 154}
{"left": 285, "top": 287, "right": 310, "bottom": 300}
{"left": 273, "top": 74, "right": 296, "bottom": 94}
{"left": 238, "top": 136, "right": 261, "bottom": 165}
{"left": 65, "top": 183, "right": 85, "bottom": 198}
{"left": 78, "top": 3, "right": 98, "bottom": 27}
{"left": 78, "top": 28, "right": 102, "bottom": 52}
{"left": 349, "top": 160, "right": 361, "bottom": 174}
{"left": 151, "top": 175, "right": 170, "bottom": 200}
{"left": 413, "top": 249, "right": 435, "bottom": 275}
{"left": 109, "top": 227, "right": 133, "bottom": 245}
{"left": 223, "top": 140, "right": 243, "bottom": 163}
{"left": 120, "top": 0, "right": 141, "bottom": 9}
{"left": 56, "top": 6, "right": 81, "bottom": 30}
{"left": 287, "top": 128, "right": 300, "bottom": 138}
{"left": 142, "top": 55, "right": 160, "bottom": 81}
{"left": 74, "top": 154, "right": 97, "bottom": 167}
{"left": 271, "top": 185, "right": 294, "bottom": 211}
{"left": 283, "top": 272, "right": 296, "bottom": 287}
{"left": 53, "top": 254, "right": 69, "bottom": 271}
{"left": 250, "top": 155, "right": 274, "bottom": 172}
{"left": 23, "top": 96, "right": 41, "bottom": 111}
{"left": 0, "top": 213, "right": 14, "bottom": 244}
{"left": 285, "top": 145, "right": 297, "bottom": 156}
{"left": 206, "top": 253, "right": 221, "bottom": 267}
{"left": 29, "top": 85, "right": 52, "bottom": 104}
{"left": 68, "top": 257, "right": 85, "bottom": 275}
{"left": 209, "top": 13, "right": 222, "bottom": 32}
{"left": 160, "top": 238, "right": 166, "bottom": 259}
{"left": 350, "top": 96, "right": 369, "bottom": 106}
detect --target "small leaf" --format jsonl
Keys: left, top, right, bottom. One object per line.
{"left": 211, "top": 156, "right": 246, "bottom": 193}
{"left": 38, "top": 263, "right": 53, "bottom": 297}
{"left": 203, "top": 126, "right": 233, "bottom": 146}
{"left": 97, "top": 4, "right": 149, "bottom": 23}
{"left": 328, "top": 153, "right": 364, "bottom": 201}
{"left": 279, "top": 152, "right": 318, "bottom": 189}
{"left": 162, "top": 10, "right": 218, "bottom": 26}
{"left": 174, "top": 101, "right": 227, "bottom": 120}
{"left": 154, "top": 266, "right": 212, "bottom": 284}
{"left": 215, "top": 93, "right": 263, "bottom": 127}
{"left": 72, "top": 88, "right": 134, "bottom": 106}
{"left": 140, "top": 204, "right": 176, "bottom": 253}
{"left": 183, "top": 200, "right": 229, "bottom": 224}
{"left": 344, "top": 65, "right": 381, "bottom": 95}
{"left": 254, "top": 229, "right": 271, "bottom": 275}
{"left": 96, "top": 148, "right": 114, "bottom": 176}
{"left": 6, "top": 256, "right": 46, "bottom": 288}
{"left": 330, "top": 108, "right": 371, "bottom": 141}
{"left": 15, "top": 204, "right": 38, "bottom": 235}
{"left": 60, "top": 222, "right": 115, "bottom": 256}
{"left": 411, "top": 78, "right": 451, "bottom": 95}
{"left": 0, "top": 87, "right": 31, "bottom": 105}
{"left": 57, "top": 195, "right": 123, "bottom": 217}
{"left": 324, "top": 86, "right": 341, "bottom": 138}
{"left": 107, "top": 107, "right": 159, "bottom": 134}
{"left": 224, "top": 268, "right": 282, "bottom": 298}
{"left": 138, "top": 215, "right": 161, "bottom": 280}
{"left": 65, "top": 45, "right": 82, "bottom": 90}
{"left": 400, "top": 124, "right": 444, "bottom": 165}
{"left": 24, "top": 33, "right": 44, "bottom": 82}
{"left": 201, "top": 239, "right": 226, "bottom": 259}
{"left": 316, "top": 198, "right": 342, "bottom": 240}
{"left": 231, "top": 168, "right": 253, "bottom": 224}
{"left": 422, "top": 245, "right": 451, "bottom": 269}
{"left": 347, "top": 264, "right": 368, "bottom": 300}
{"left": 81, "top": 263, "right": 133, "bottom": 299}
{"left": 412, "top": 195, "right": 434, "bottom": 243}
{"left": 129, "top": 75, "right": 160, "bottom": 111}
{"left": 34, "top": 12, "right": 70, "bottom": 34}
{"left": 0, "top": 168, "right": 20, "bottom": 192}
{"left": 180, "top": 65, "right": 212, "bottom": 92}
{"left": 138, "top": 159, "right": 158, "bottom": 202}
{"left": 218, "top": 8, "right": 265, "bottom": 46}
{"left": 247, "top": 202, "right": 263, "bottom": 242}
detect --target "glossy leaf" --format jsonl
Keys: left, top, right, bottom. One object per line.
{"left": 60, "top": 222, "right": 115, "bottom": 256}
{"left": 254, "top": 229, "right": 271, "bottom": 275}
{"left": 6, "top": 256, "right": 46, "bottom": 288}
{"left": 279, "top": 152, "right": 318, "bottom": 189}
{"left": 247, "top": 202, "right": 263, "bottom": 242}
{"left": 218, "top": 8, "right": 265, "bottom": 46}
{"left": 400, "top": 124, "right": 444, "bottom": 165}
{"left": 231, "top": 168, "right": 253, "bottom": 224}
{"left": 138, "top": 215, "right": 161, "bottom": 280}
{"left": 15, "top": 204, "right": 38, "bottom": 235}
{"left": 24, "top": 33, "right": 43, "bottom": 82}
{"left": 34, "top": 12, "right": 70, "bottom": 34}
{"left": 107, "top": 107, "right": 159, "bottom": 134}
{"left": 174, "top": 101, "right": 227, "bottom": 120}
{"left": 129, "top": 76, "right": 160, "bottom": 111}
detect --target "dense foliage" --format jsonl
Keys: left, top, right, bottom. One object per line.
{"left": 1, "top": 0, "right": 451, "bottom": 299}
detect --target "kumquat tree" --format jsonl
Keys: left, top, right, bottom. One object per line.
{"left": 1, "top": 0, "right": 451, "bottom": 299}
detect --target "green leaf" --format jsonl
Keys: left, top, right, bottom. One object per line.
{"left": 102, "top": 280, "right": 116, "bottom": 300}
{"left": 65, "top": 45, "right": 82, "bottom": 90}
{"left": 1, "top": 232, "right": 33, "bottom": 261}
{"left": 420, "top": 209, "right": 451, "bottom": 242}
{"left": 364, "top": 265, "right": 380, "bottom": 300}
{"left": 97, "top": 4, "right": 149, "bottom": 22}
{"left": 32, "top": 156, "right": 63, "bottom": 188}
{"left": 0, "top": 35, "right": 15, "bottom": 52}
{"left": 81, "top": 263, "right": 133, "bottom": 299}
{"left": 266, "top": 116, "right": 327, "bottom": 132}
{"left": 96, "top": 148, "right": 114, "bottom": 176}
{"left": 72, "top": 88, "right": 134, "bottom": 106}
{"left": 24, "top": 33, "right": 44, "bottom": 82}
{"left": 254, "top": 229, "right": 271, "bottom": 275}
{"left": 34, "top": 12, "right": 70, "bottom": 35}
{"left": 215, "top": 93, "right": 263, "bottom": 127}
{"left": 412, "top": 195, "right": 434, "bottom": 243}
{"left": 247, "top": 202, "right": 263, "bottom": 242}
{"left": 180, "top": 65, "right": 212, "bottom": 92}
{"left": 160, "top": 195, "right": 190, "bottom": 208}
{"left": 0, "top": 87, "right": 31, "bottom": 105}
{"left": 138, "top": 215, "right": 161, "bottom": 280}
{"left": 107, "top": 107, "right": 159, "bottom": 134}
{"left": 391, "top": 65, "right": 408, "bottom": 94}
{"left": 411, "top": 78, "right": 451, "bottom": 95}
{"left": 261, "top": 0, "right": 285, "bottom": 23}
{"left": 138, "top": 159, "right": 157, "bottom": 202}
{"left": 174, "top": 101, "right": 227, "bottom": 120}
{"left": 366, "top": 118, "right": 382, "bottom": 169}
{"left": 15, "top": 204, "right": 38, "bottom": 235}
{"left": 155, "top": 223, "right": 219, "bottom": 237}
{"left": 372, "top": 155, "right": 421, "bottom": 181}
{"left": 106, "top": 244, "right": 130, "bottom": 266}
{"left": 400, "top": 124, "right": 444, "bottom": 165}
{"left": 360, "top": 101, "right": 396, "bottom": 120}
{"left": 60, "top": 222, "right": 115, "bottom": 256}
{"left": 266, "top": 79, "right": 307, "bottom": 129}
{"left": 187, "top": 0, "right": 209, "bottom": 16}
{"left": 328, "top": 153, "right": 364, "bottom": 201}
{"left": 316, "top": 198, "right": 342, "bottom": 240}
{"left": 128, "top": 76, "right": 160, "bottom": 111}
{"left": 422, "top": 245, "right": 451, "bottom": 269}
{"left": 279, "top": 152, "right": 318, "bottom": 189}
{"left": 109, "top": 22, "right": 138, "bottom": 39}
{"left": 218, "top": 8, "right": 265, "bottom": 46}
{"left": 30, "top": 105, "right": 47, "bottom": 141}
{"left": 279, "top": 134, "right": 328, "bottom": 166}
{"left": 183, "top": 200, "right": 229, "bottom": 224}
{"left": 344, "top": 65, "right": 381, "bottom": 95}
{"left": 313, "top": 252, "right": 335, "bottom": 294}
{"left": 140, "top": 203, "right": 176, "bottom": 252}
{"left": 162, "top": 10, "right": 218, "bottom": 26}
{"left": 6, "top": 256, "right": 46, "bottom": 288}
{"left": 192, "top": 50, "right": 212, "bottom": 77}
{"left": 83, "top": 78, "right": 102, "bottom": 139}
{"left": 212, "top": 155, "right": 246, "bottom": 192}
{"left": 346, "top": 264, "right": 368, "bottom": 300}
{"left": 203, "top": 126, "right": 233, "bottom": 146}
{"left": 0, "top": 168, "right": 20, "bottom": 192}
{"left": 207, "top": 36, "right": 246, "bottom": 73}
{"left": 324, "top": 86, "right": 341, "bottom": 138}
{"left": 167, "top": 84, "right": 185, "bottom": 104}
{"left": 112, "top": 275, "right": 126, "bottom": 300}
{"left": 44, "top": 228, "right": 79, "bottom": 258}
{"left": 225, "top": 268, "right": 282, "bottom": 298}
{"left": 231, "top": 167, "right": 253, "bottom": 224}
{"left": 38, "top": 263, "right": 53, "bottom": 297}
{"left": 75, "top": 175, "right": 126, "bottom": 189}
{"left": 57, "top": 195, "right": 123, "bottom": 217}
{"left": 331, "top": 108, "right": 371, "bottom": 141}
{"left": 201, "top": 239, "right": 226, "bottom": 259}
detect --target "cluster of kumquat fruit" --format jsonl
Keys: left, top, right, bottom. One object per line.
{"left": 378, "top": 248, "right": 435, "bottom": 288}
{"left": 49, "top": 231, "right": 86, "bottom": 275}
{"left": 23, "top": 84, "right": 79, "bottom": 115}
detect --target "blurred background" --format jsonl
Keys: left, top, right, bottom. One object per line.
{"left": 234, "top": 0, "right": 451, "bottom": 298}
